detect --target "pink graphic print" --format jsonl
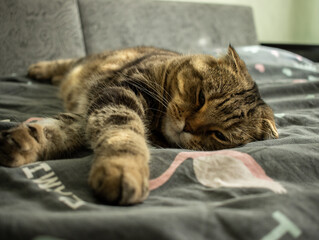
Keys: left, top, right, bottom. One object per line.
{"left": 255, "top": 64, "right": 265, "bottom": 73}
{"left": 292, "top": 79, "right": 308, "bottom": 84}
{"left": 24, "top": 117, "right": 44, "bottom": 123}
{"left": 149, "top": 150, "right": 286, "bottom": 193}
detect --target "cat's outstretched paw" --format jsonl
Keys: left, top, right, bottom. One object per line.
{"left": 28, "top": 61, "right": 53, "bottom": 80}
{"left": 0, "top": 124, "right": 41, "bottom": 167}
{"left": 89, "top": 155, "right": 149, "bottom": 205}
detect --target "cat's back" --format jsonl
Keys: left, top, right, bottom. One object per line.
{"left": 80, "top": 46, "right": 178, "bottom": 72}
{"left": 59, "top": 46, "right": 179, "bottom": 112}
{"left": 65, "top": 46, "right": 178, "bottom": 86}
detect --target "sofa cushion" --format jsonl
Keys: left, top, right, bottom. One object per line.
{"left": 78, "top": 0, "right": 258, "bottom": 54}
{"left": 0, "top": 0, "right": 85, "bottom": 76}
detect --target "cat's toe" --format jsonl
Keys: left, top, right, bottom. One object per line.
{"left": 89, "top": 156, "right": 149, "bottom": 205}
{"left": 0, "top": 126, "right": 40, "bottom": 167}
{"left": 28, "top": 61, "right": 51, "bottom": 80}
{"left": 120, "top": 167, "right": 149, "bottom": 205}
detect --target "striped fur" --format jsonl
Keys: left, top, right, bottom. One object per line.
{"left": 0, "top": 46, "right": 278, "bottom": 205}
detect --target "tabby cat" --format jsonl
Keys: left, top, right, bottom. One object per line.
{"left": 0, "top": 45, "right": 278, "bottom": 205}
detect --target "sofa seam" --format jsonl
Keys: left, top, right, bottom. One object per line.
{"left": 75, "top": 0, "right": 88, "bottom": 56}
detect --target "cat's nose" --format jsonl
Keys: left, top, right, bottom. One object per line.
{"left": 183, "top": 121, "right": 194, "bottom": 133}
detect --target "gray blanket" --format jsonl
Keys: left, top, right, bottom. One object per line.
{"left": 1, "top": 46, "right": 319, "bottom": 240}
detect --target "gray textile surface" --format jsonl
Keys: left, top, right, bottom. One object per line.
{"left": 0, "top": 0, "right": 257, "bottom": 75}
{"left": 0, "top": 46, "right": 319, "bottom": 239}
{"left": 1, "top": 1, "right": 319, "bottom": 239}
{"left": 0, "top": 0, "right": 85, "bottom": 76}
{"left": 78, "top": 0, "right": 258, "bottom": 54}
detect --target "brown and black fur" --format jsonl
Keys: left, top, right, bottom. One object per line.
{"left": 0, "top": 46, "right": 278, "bottom": 205}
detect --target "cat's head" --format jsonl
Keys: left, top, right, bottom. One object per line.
{"left": 162, "top": 45, "right": 278, "bottom": 150}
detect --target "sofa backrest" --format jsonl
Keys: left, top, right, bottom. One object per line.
{"left": 0, "top": 0, "right": 257, "bottom": 76}
{"left": 78, "top": 0, "right": 258, "bottom": 55}
{"left": 0, "top": 0, "right": 86, "bottom": 76}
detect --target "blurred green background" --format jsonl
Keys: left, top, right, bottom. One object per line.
{"left": 163, "top": 0, "right": 319, "bottom": 45}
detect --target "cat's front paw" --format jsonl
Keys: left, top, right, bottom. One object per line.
{"left": 89, "top": 155, "right": 149, "bottom": 205}
{"left": 0, "top": 125, "right": 41, "bottom": 167}
{"left": 28, "top": 61, "right": 53, "bottom": 80}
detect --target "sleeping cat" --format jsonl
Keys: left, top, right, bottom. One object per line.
{"left": 0, "top": 45, "right": 278, "bottom": 205}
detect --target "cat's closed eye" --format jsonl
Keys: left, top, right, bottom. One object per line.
{"left": 209, "top": 130, "right": 228, "bottom": 142}
{"left": 198, "top": 89, "right": 205, "bottom": 107}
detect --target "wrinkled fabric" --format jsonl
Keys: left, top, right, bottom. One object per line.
{"left": 0, "top": 46, "right": 319, "bottom": 240}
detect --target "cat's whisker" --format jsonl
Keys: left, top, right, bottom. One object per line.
{"left": 146, "top": 108, "right": 167, "bottom": 115}
{"left": 134, "top": 68, "right": 174, "bottom": 102}
{"left": 148, "top": 77, "right": 173, "bottom": 103}
{"left": 136, "top": 77, "right": 172, "bottom": 106}
{"left": 122, "top": 71, "right": 172, "bottom": 107}
{"left": 121, "top": 77, "right": 170, "bottom": 108}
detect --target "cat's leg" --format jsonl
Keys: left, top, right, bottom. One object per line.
{"left": 0, "top": 113, "right": 86, "bottom": 167}
{"left": 28, "top": 58, "right": 79, "bottom": 85}
{"left": 86, "top": 88, "right": 150, "bottom": 205}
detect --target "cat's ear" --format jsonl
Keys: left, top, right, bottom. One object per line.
{"left": 226, "top": 44, "right": 247, "bottom": 75}
{"left": 262, "top": 119, "right": 279, "bottom": 139}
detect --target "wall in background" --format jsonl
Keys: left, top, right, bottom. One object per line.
{"left": 160, "top": 0, "right": 319, "bottom": 45}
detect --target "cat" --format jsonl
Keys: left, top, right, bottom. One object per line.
{"left": 0, "top": 45, "right": 278, "bottom": 205}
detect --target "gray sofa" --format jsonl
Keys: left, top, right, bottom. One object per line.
{"left": 1, "top": 1, "right": 319, "bottom": 240}
{"left": 0, "top": 0, "right": 257, "bottom": 76}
